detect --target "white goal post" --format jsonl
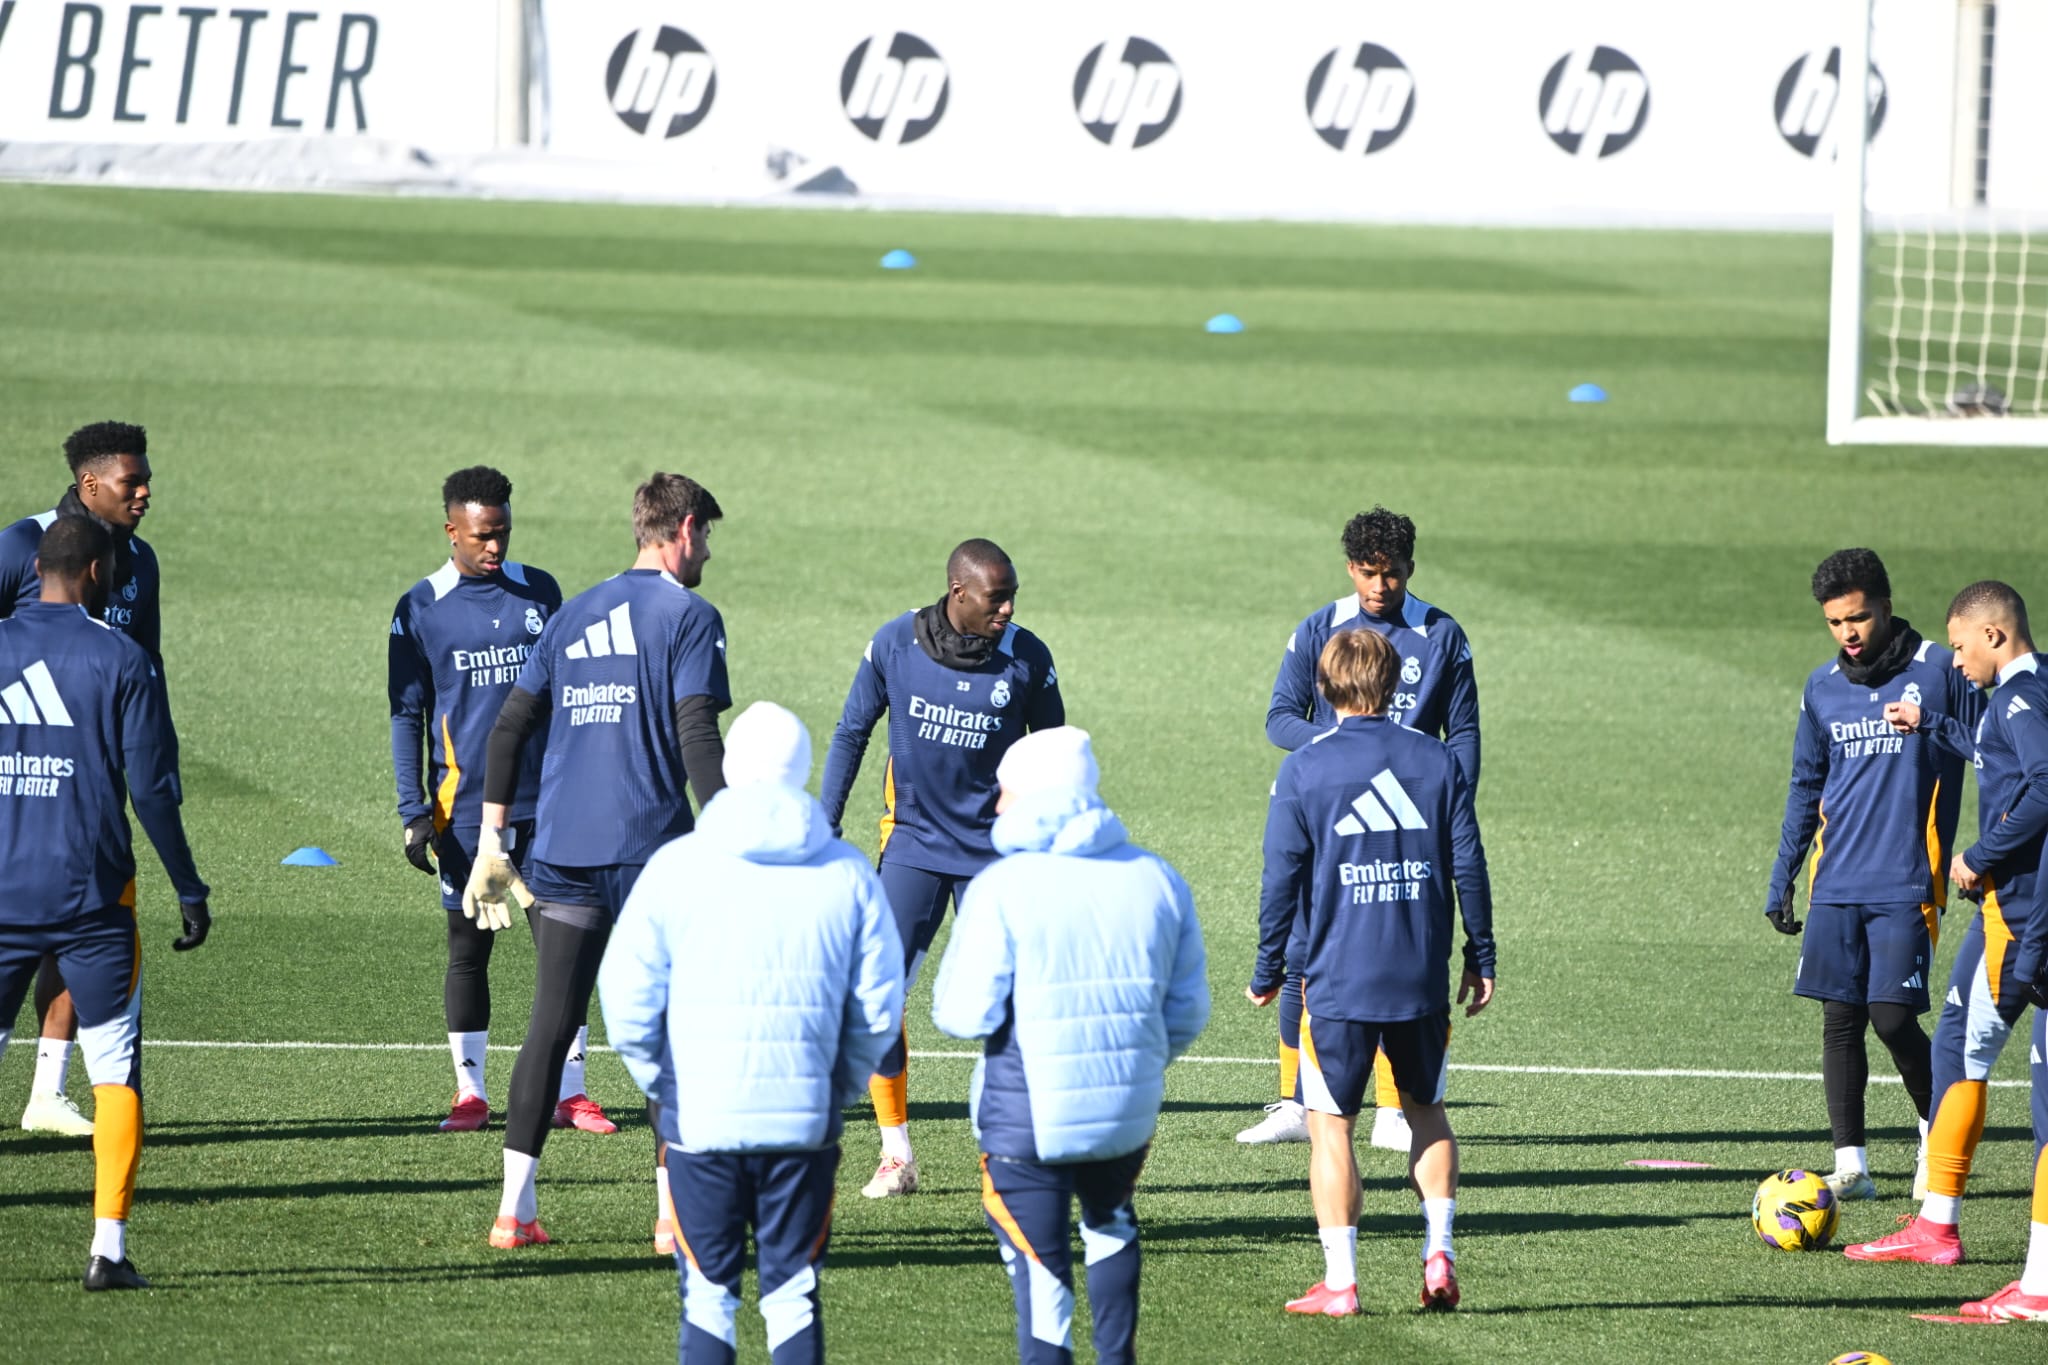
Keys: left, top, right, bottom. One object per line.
{"left": 1827, "top": 0, "right": 2048, "bottom": 446}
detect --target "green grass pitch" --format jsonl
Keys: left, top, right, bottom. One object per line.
{"left": 0, "top": 183, "right": 2043, "bottom": 1362}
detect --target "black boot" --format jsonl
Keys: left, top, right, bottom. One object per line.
{"left": 83, "top": 1256, "right": 149, "bottom": 1291}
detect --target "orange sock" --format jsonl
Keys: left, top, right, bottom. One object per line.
{"left": 2035, "top": 1146, "right": 2048, "bottom": 1224}
{"left": 91, "top": 1085, "right": 141, "bottom": 1222}
{"left": 870, "top": 1069, "right": 909, "bottom": 1130}
{"left": 1279, "top": 1042, "right": 1300, "bottom": 1102}
{"left": 1926, "top": 1080, "right": 1988, "bottom": 1200}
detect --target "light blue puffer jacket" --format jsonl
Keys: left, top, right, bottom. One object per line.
{"left": 598, "top": 782, "right": 904, "bottom": 1153}
{"left": 930, "top": 787, "right": 1210, "bottom": 1163}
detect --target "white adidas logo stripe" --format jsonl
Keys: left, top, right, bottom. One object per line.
{"left": 1334, "top": 768, "right": 1428, "bottom": 835}
{"left": 564, "top": 604, "right": 638, "bottom": 661}
{"left": 0, "top": 660, "right": 74, "bottom": 727}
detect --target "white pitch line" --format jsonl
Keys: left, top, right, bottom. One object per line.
{"left": 141, "top": 1040, "right": 2030, "bottom": 1087}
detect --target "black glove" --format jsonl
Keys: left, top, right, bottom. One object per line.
{"left": 173, "top": 899, "right": 211, "bottom": 952}
{"left": 403, "top": 815, "right": 437, "bottom": 875}
{"left": 1765, "top": 891, "right": 1802, "bottom": 936}
{"left": 1997, "top": 978, "right": 2048, "bottom": 1026}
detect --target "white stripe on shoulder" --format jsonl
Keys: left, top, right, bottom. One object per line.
{"left": 1916, "top": 639, "right": 1934, "bottom": 663}
{"left": 1330, "top": 596, "right": 1360, "bottom": 627}
{"left": 426, "top": 560, "right": 461, "bottom": 601}
{"left": 33, "top": 509, "right": 59, "bottom": 530}
{"left": 1401, "top": 593, "right": 1436, "bottom": 635}
{"left": 998, "top": 623, "right": 1018, "bottom": 657}
{"left": 501, "top": 561, "right": 529, "bottom": 587}
{"left": 1307, "top": 723, "right": 1342, "bottom": 744}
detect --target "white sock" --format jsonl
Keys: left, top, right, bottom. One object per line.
{"left": 1422, "top": 1197, "right": 1456, "bottom": 1261}
{"left": 879, "top": 1124, "right": 913, "bottom": 1163}
{"left": 1834, "top": 1145, "right": 1867, "bottom": 1175}
{"left": 1920, "top": 1192, "right": 1961, "bottom": 1225}
{"left": 558, "top": 1026, "right": 588, "bottom": 1102}
{"left": 450, "top": 1031, "right": 488, "bottom": 1102}
{"left": 655, "top": 1162, "right": 675, "bottom": 1222}
{"left": 33, "top": 1039, "right": 72, "bottom": 1097}
{"left": 90, "top": 1218, "right": 125, "bottom": 1263}
{"left": 2021, "top": 1221, "right": 2048, "bottom": 1296}
{"left": 1318, "top": 1226, "right": 1357, "bottom": 1292}
{"left": 1918, "top": 1116, "right": 1930, "bottom": 1141}
{"left": 500, "top": 1149, "right": 540, "bottom": 1222}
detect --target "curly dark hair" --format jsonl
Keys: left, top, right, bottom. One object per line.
{"left": 442, "top": 465, "right": 514, "bottom": 511}
{"left": 1948, "top": 579, "right": 2030, "bottom": 637}
{"left": 1811, "top": 548, "right": 1890, "bottom": 605}
{"left": 64, "top": 421, "right": 147, "bottom": 477}
{"left": 1342, "top": 506, "right": 1416, "bottom": 566}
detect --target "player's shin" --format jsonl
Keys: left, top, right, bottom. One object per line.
{"left": 1404, "top": 1100, "right": 1458, "bottom": 1202}
{"left": 2024, "top": 1147, "right": 2048, "bottom": 1296}
{"left": 90, "top": 1083, "right": 141, "bottom": 1258}
{"left": 1923, "top": 1079, "right": 1990, "bottom": 1222}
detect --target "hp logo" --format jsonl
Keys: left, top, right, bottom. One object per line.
{"left": 842, "top": 33, "right": 950, "bottom": 144}
{"left": 606, "top": 27, "right": 717, "bottom": 138}
{"left": 1306, "top": 44, "right": 1415, "bottom": 155}
{"left": 1539, "top": 46, "right": 1648, "bottom": 158}
{"left": 1776, "top": 48, "right": 1887, "bottom": 158}
{"left": 1073, "top": 37, "right": 1182, "bottom": 148}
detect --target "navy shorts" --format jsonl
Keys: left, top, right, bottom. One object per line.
{"left": 1795, "top": 901, "right": 1936, "bottom": 1010}
{"left": 434, "top": 819, "right": 535, "bottom": 913}
{"left": 525, "top": 859, "right": 645, "bottom": 927}
{"left": 0, "top": 906, "right": 142, "bottom": 1091}
{"left": 1300, "top": 1006, "right": 1449, "bottom": 1116}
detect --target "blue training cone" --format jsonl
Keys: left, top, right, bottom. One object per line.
{"left": 281, "top": 847, "right": 338, "bottom": 867}
{"left": 1205, "top": 313, "right": 1245, "bottom": 334}
{"left": 1568, "top": 382, "right": 1608, "bottom": 403}
{"left": 880, "top": 249, "right": 917, "bottom": 270}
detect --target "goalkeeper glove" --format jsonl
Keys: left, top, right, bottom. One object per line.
{"left": 403, "top": 815, "right": 437, "bottom": 875}
{"left": 172, "top": 899, "right": 211, "bottom": 952}
{"left": 1765, "top": 891, "right": 1802, "bottom": 936}
{"left": 462, "top": 824, "right": 533, "bottom": 932}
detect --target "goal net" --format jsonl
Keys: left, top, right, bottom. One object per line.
{"left": 1829, "top": 0, "right": 2048, "bottom": 444}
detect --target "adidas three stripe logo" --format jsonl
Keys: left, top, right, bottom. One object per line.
{"left": 0, "top": 661, "right": 74, "bottom": 726}
{"left": 564, "top": 604, "right": 638, "bottom": 660}
{"left": 1334, "top": 769, "right": 1428, "bottom": 835}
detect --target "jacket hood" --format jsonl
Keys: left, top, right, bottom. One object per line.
{"left": 991, "top": 788, "right": 1128, "bottom": 857}
{"left": 694, "top": 783, "right": 835, "bottom": 864}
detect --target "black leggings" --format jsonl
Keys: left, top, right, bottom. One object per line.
{"left": 1822, "top": 999, "right": 1933, "bottom": 1148}
{"left": 445, "top": 909, "right": 498, "bottom": 1033}
{"left": 503, "top": 906, "right": 611, "bottom": 1158}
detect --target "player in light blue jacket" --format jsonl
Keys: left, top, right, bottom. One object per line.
{"left": 599, "top": 701, "right": 904, "bottom": 1365}
{"left": 932, "top": 727, "right": 1209, "bottom": 1365}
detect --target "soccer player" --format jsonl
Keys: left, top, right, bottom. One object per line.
{"left": 0, "top": 516, "right": 211, "bottom": 1290}
{"left": 466, "top": 472, "right": 729, "bottom": 1249}
{"left": 1249, "top": 629, "right": 1494, "bottom": 1316}
{"left": 1847, "top": 580, "right": 2048, "bottom": 1271}
{"left": 599, "top": 701, "right": 904, "bottom": 1364}
{"left": 1242, "top": 506, "right": 1479, "bottom": 1152}
{"left": 931, "top": 726, "right": 1209, "bottom": 1365}
{"left": 819, "top": 539, "right": 1064, "bottom": 1198}
{"left": 390, "top": 467, "right": 619, "bottom": 1134}
{"left": 1761, "top": 549, "right": 1975, "bottom": 1199}
{"left": 0, "top": 420, "right": 174, "bottom": 1137}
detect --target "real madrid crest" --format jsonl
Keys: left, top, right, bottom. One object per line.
{"left": 991, "top": 678, "right": 1012, "bottom": 708}
{"left": 525, "top": 606, "right": 545, "bottom": 635}
{"left": 1401, "top": 656, "right": 1422, "bottom": 686}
